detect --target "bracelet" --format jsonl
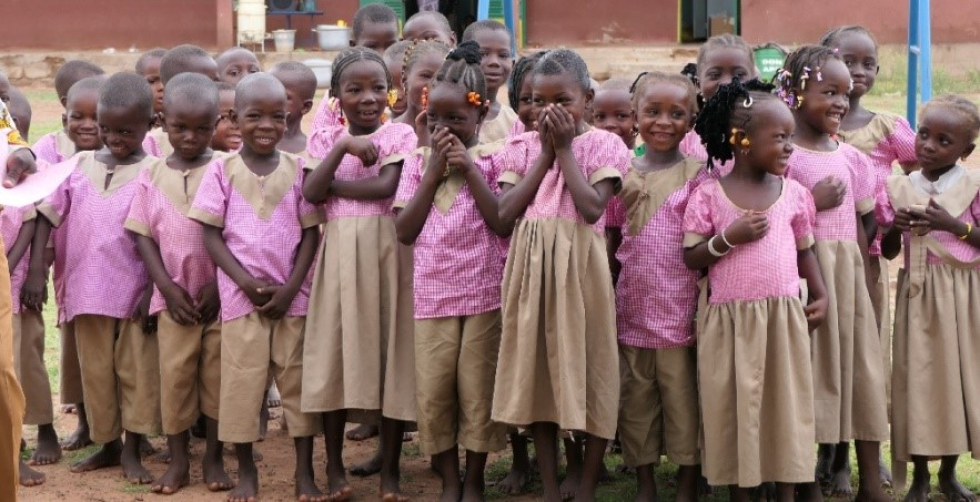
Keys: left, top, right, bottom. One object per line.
{"left": 960, "top": 222, "right": 973, "bottom": 240}
{"left": 720, "top": 228, "right": 736, "bottom": 249}
{"left": 707, "top": 235, "right": 730, "bottom": 257}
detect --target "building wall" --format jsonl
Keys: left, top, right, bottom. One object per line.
{"left": 524, "top": 0, "right": 679, "bottom": 45}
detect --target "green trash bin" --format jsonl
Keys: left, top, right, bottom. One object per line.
{"left": 754, "top": 43, "right": 787, "bottom": 84}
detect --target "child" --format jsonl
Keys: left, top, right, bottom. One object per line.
{"left": 461, "top": 20, "right": 517, "bottom": 143}
{"left": 592, "top": 78, "right": 636, "bottom": 150}
{"left": 682, "top": 77, "right": 827, "bottom": 500}
{"left": 125, "top": 73, "right": 230, "bottom": 495}
{"left": 775, "top": 46, "right": 890, "bottom": 501}
{"left": 270, "top": 61, "right": 317, "bottom": 155}
{"left": 310, "top": 3, "right": 401, "bottom": 131}
{"left": 34, "top": 62, "right": 106, "bottom": 164}
{"left": 28, "top": 72, "right": 160, "bottom": 484}
{"left": 212, "top": 82, "right": 241, "bottom": 152}
{"left": 392, "top": 40, "right": 451, "bottom": 140}
{"left": 188, "top": 73, "right": 322, "bottom": 502}
{"left": 350, "top": 3, "right": 400, "bottom": 53}
{"left": 492, "top": 49, "right": 628, "bottom": 501}
{"left": 216, "top": 47, "right": 261, "bottom": 85}
{"left": 606, "top": 71, "right": 703, "bottom": 502}
{"left": 393, "top": 41, "right": 508, "bottom": 502}
{"left": 302, "top": 47, "right": 418, "bottom": 502}
{"left": 8, "top": 87, "right": 31, "bottom": 140}
{"left": 384, "top": 40, "right": 413, "bottom": 119}
{"left": 505, "top": 50, "right": 548, "bottom": 138}
{"left": 879, "top": 95, "right": 980, "bottom": 502}
{"left": 402, "top": 10, "right": 456, "bottom": 46}
{"left": 54, "top": 60, "right": 106, "bottom": 108}
{"left": 135, "top": 48, "right": 167, "bottom": 121}
{"left": 145, "top": 45, "right": 220, "bottom": 158}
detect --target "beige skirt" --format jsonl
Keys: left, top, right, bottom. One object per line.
{"left": 811, "top": 240, "right": 888, "bottom": 443}
{"left": 698, "top": 296, "right": 815, "bottom": 486}
{"left": 868, "top": 256, "right": 893, "bottom": 419}
{"left": 491, "top": 218, "right": 619, "bottom": 440}
{"left": 892, "top": 264, "right": 980, "bottom": 461}
{"left": 301, "top": 216, "right": 417, "bottom": 423}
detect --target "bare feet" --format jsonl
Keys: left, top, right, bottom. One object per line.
{"left": 138, "top": 435, "right": 158, "bottom": 458}
{"left": 904, "top": 475, "right": 930, "bottom": 502}
{"left": 228, "top": 466, "right": 259, "bottom": 502}
{"left": 380, "top": 465, "right": 408, "bottom": 502}
{"left": 496, "top": 463, "right": 530, "bottom": 495}
{"left": 61, "top": 404, "right": 77, "bottom": 414}
{"left": 350, "top": 451, "right": 383, "bottom": 477}
{"left": 827, "top": 463, "right": 853, "bottom": 497}
{"left": 19, "top": 459, "right": 46, "bottom": 486}
{"left": 878, "top": 456, "right": 893, "bottom": 489}
{"left": 267, "top": 384, "right": 282, "bottom": 408}
{"left": 345, "top": 423, "right": 378, "bottom": 441}
{"left": 29, "top": 425, "right": 62, "bottom": 465}
{"left": 204, "top": 454, "right": 234, "bottom": 492}
{"left": 560, "top": 468, "right": 581, "bottom": 501}
{"left": 815, "top": 443, "right": 834, "bottom": 485}
{"left": 61, "top": 421, "right": 93, "bottom": 451}
{"left": 151, "top": 460, "right": 190, "bottom": 495}
{"left": 326, "top": 473, "right": 353, "bottom": 501}
{"left": 939, "top": 474, "right": 976, "bottom": 502}
{"left": 71, "top": 442, "right": 122, "bottom": 473}
{"left": 122, "top": 444, "right": 155, "bottom": 484}
{"left": 295, "top": 472, "right": 326, "bottom": 501}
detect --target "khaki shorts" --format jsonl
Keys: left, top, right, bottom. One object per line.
{"left": 157, "top": 311, "right": 221, "bottom": 434}
{"left": 618, "top": 345, "right": 699, "bottom": 467}
{"left": 13, "top": 310, "right": 52, "bottom": 425}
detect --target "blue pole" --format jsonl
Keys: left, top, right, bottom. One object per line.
{"left": 920, "top": 0, "right": 932, "bottom": 106}
{"left": 503, "top": 0, "right": 517, "bottom": 53}
{"left": 478, "top": 0, "right": 490, "bottom": 20}
{"left": 907, "top": 0, "right": 919, "bottom": 127}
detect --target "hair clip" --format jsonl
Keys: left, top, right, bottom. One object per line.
{"left": 387, "top": 89, "right": 399, "bottom": 108}
{"left": 421, "top": 86, "right": 429, "bottom": 110}
{"left": 816, "top": 68, "right": 823, "bottom": 82}
{"left": 800, "top": 66, "right": 811, "bottom": 90}
{"left": 467, "top": 91, "right": 483, "bottom": 106}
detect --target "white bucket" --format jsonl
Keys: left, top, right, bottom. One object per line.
{"left": 237, "top": 1, "right": 267, "bottom": 45}
{"left": 313, "top": 25, "right": 351, "bottom": 51}
{"left": 273, "top": 29, "right": 296, "bottom": 52}
{"left": 303, "top": 59, "right": 333, "bottom": 89}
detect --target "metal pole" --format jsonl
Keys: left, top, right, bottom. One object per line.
{"left": 907, "top": 0, "right": 919, "bottom": 127}
{"left": 478, "top": 0, "right": 490, "bottom": 20}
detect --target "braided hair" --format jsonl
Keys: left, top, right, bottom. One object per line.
{"left": 430, "top": 40, "right": 487, "bottom": 105}
{"left": 820, "top": 25, "right": 878, "bottom": 51}
{"left": 401, "top": 39, "right": 451, "bottom": 89}
{"left": 773, "top": 45, "right": 841, "bottom": 109}
{"left": 531, "top": 49, "right": 591, "bottom": 93}
{"left": 330, "top": 46, "right": 391, "bottom": 96}
{"left": 507, "top": 50, "right": 547, "bottom": 110}
{"left": 921, "top": 94, "right": 980, "bottom": 142}
{"left": 696, "top": 34, "right": 753, "bottom": 76}
{"left": 694, "top": 78, "right": 777, "bottom": 169}
{"left": 630, "top": 71, "right": 697, "bottom": 112}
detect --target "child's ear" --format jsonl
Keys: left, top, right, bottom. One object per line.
{"left": 349, "top": 38, "right": 357, "bottom": 48}
{"left": 584, "top": 88, "right": 595, "bottom": 109}
{"left": 62, "top": 113, "right": 67, "bottom": 129}
{"left": 449, "top": 33, "right": 458, "bottom": 47}
{"left": 302, "top": 99, "right": 314, "bottom": 116}
{"left": 962, "top": 142, "right": 976, "bottom": 161}
{"left": 875, "top": 65, "right": 880, "bottom": 76}
{"left": 59, "top": 96, "right": 68, "bottom": 108}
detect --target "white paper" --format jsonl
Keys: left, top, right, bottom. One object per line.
{"left": 0, "top": 130, "right": 75, "bottom": 208}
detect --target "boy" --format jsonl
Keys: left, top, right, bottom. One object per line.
{"left": 125, "top": 72, "right": 230, "bottom": 495}
{"left": 216, "top": 47, "right": 262, "bottom": 85}
{"left": 34, "top": 61, "right": 105, "bottom": 163}
{"left": 212, "top": 82, "right": 241, "bottom": 152}
{"left": 135, "top": 48, "right": 167, "bottom": 122}
{"left": 461, "top": 20, "right": 516, "bottom": 143}
{"left": 145, "top": 45, "right": 221, "bottom": 158}
{"left": 189, "top": 73, "right": 322, "bottom": 502}
{"left": 54, "top": 60, "right": 105, "bottom": 108}
{"left": 591, "top": 78, "right": 637, "bottom": 150}
{"left": 269, "top": 61, "right": 317, "bottom": 154}
{"left": 29, "top": 72, "right": 160, "bottom": 484}
{"left": 402, "top": 10, "right": 456, "bottom": 46}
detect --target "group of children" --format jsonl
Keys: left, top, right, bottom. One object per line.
{"left": 4, "top": 3, "right": 980, "bottom": 502}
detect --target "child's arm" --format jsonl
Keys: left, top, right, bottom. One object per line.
{"left": 856, "top": 212, "right": 876, "bottom": 295}
{"left": 256, "top": 226, "right": 318, "bottom": 320}
{"left": 201, "top": 224, "right": 271, "bottom": 307}
{"left": 798, "top": 247, "right": 829, "bottom": 331}
{"left": 303, "top": 136, "right": 398, "bottom": 203}
{"left": 22, "top": 215, "right": 51, "bottom": 310}
{"left": 683, "top": 213, "right": 769, "bottom": 270}
{"left": 606, "top": 226, "right": 622, "bottom": 286}
{"left": 7, "top": 219, "right": 35, "bottom": 274}
{"left": 498, "top": 151, "right": 553, "bottom": 229}
{"left": 916, "top": 198, "right": 980, "bottom": 249}
{"left": 549, "top": 106, "right": 615, "bottom": 224}
{"left": 135, "top": 235, "right": 199, "bottom": 325}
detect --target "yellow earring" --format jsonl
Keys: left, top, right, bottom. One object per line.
{"left": 740, "top": 138, "right": 751, "bottom": 148}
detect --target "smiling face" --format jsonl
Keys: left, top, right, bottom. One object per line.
{"left": 406, "top": 53, "right": 444, "bottom": 114}
{"left": 531, "top": 73, "right": 592, "bottom": 128}
{"left": 403, "top": 17, "right": 455, "bottom": 46}
{"left": 163, "top": 99, "right": 215, "bottom": 160}
{"left": 742, "top": 99, "right": 796, "bottom": 176}
{"left": 915, "top": 105, "right": 976, "bottom": 176}
{"left": 834, "top": 32, "right": 878, "bottom": 100}
{"left": 218, "top": 50, "right": 261, "bottom": 85}
{"left": 355, "top": 20, "right": 399, "bottom": 54}
{"left": 212, "top": 89, "right": 241, "bottom": 152}
{"left": 796, "top": 58, "right": 851, "bottom": 135}
{"left": 65, "top": 89, "right": 102, "bottom": 151}
{"left": 384, "top": 58, "right": 408, "bottom": 117}
{"left": 591, "top": 88, "right": 635, "bottom": 147}
{"left": 334, "top": 60, "right": 388, "bottom": 135}
{"left": 236, "top": 85, "right": 286, "bottom": 155}
{"left": 97, "top": 103, "right": 151, "bottom": 160}
{"left": 426, "top": 83, "right": 484, "bottom": 147}
{"left": 515, "top": 77, "right": 535, "bottom": 130}
{"left": 471, "top": 29, "right": 512, "bottom": 94}
{"left": 141, "top": 57, "right": 165, "bottom": 114}
{"left": 698, "top": 47, "right": 756, "bottom": 101}
{"left": 634, "top": 82, "right": 695, "bottom": 153}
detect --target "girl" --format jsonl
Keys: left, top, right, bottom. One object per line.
{"left": 302, "top": 47, "right": 418, "bottom": 502}
{"left": 492, "top": 49, "right": 629, "bottom": 502}
{"left": 775, "top": 45, "right": 890, "bottom": 501}
{"left": 461, "top": 20, "right": 518, "bottom": 143}
{"left": 606, "top": 71, "right": 705, "bottom": 502}
{"left": 880, "top": 95, "right": 980, "bottom": 502}
{"left": 682, "top": 78, "right": 827, "bottom": 499}
{"left": 505, "top": 51, "right": 548, "bottom": 138}
{"left": 394, "top": 41, "right": 510, "bottom": 502}
{"left": 393, "top": 40, "right": 451, "bottom": 142}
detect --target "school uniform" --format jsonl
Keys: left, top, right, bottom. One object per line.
{"left": 142, "top": 126, "right": 172, "bottom": 158}
{"left": 478, "top": 105, "right": 518, "bottom": 145}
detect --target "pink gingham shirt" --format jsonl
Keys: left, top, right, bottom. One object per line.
{"left": 188, "top": 153, "right": 320, "bottom": 322}
{"left": 507, "top": 120, "right": 525, "bottom": 139}
{"left": 37, "top": 152, "right": 153, "bottom": 321}
{"left": 683, "top": 177, "right": 816, "bottom": 304}
{"left": 394, "top": 145, "right": 505, "bottom": 319}
{"left": 125, "top": 159, "right": 217, "bottom": 316}
{"left": 142, "top": 127, "right": 172, "bottom": 158}
{"left": 608, "top": 159, "right": 713, "bottom": 349}
{"left": 680, "top": 130, "right": 734, "bottom": 175}
{"left": 1, "top": 205, "right": 36, "bottom": 315}
{"left": 307, "top": 121, "right": 417, "bottom": 220}
{"left": 840, "top": 113, "right": 918, "bottom": 256}
{"left": 785, "top": 143, "right": 875, "bottom": 242}
{"left": 311, "top": 96, "right": 341, "bottom": 134}
{"left": 32, "top": 131, "right": 74, "bottom": 164}
{"left": 33, "top": 132, "right": 77, "bottom": 322}
{"left": 498, "top": 129, "right": 631, "bottom": 233}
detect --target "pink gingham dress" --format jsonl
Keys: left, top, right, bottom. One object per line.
{"left": 608, "top": 158, "right": 713, "bottom": 349}
{"left": 188, "top": 153, "right": 321, "bottom": 322}
{"left": 1, "top": 205, "right": 36, "bottom": 314}
{"left": 683, "top": 178, "right": 816, "bottom": 304}
{"left": 32, "top": 131, "right": 74, "bottom": 164}
{"left": 680, "top": 130, "right": 734, "bottom": 175}
{"left": 124, "top": 159, "right": 217, "bottom": 316}
{"left": 141, "top": 127, "right": 171, "bottom": 159}
{"left": 36, "top": 152, "right": 153, "bottom": 321}
{"left": 394, "top": 144, "right": 505, "bottom": 319}
{"left": 785, "top": 143, "right": 876, "bottom": 242}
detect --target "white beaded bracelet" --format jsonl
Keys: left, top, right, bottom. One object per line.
{"left": 708, "top": 235, "right": 729, "bottom": 257}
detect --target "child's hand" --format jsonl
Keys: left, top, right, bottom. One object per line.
{"left": 415, "top": 110, "right": 430, "bottom": 144}
{"left": 811, "top": 176, "right": 846, "bottom": 211}
{"left": 445, "top": 136, "right": 475, "bottom": 176}
{"left": 256, "top": 284, "right": 294, "bottom": 320}
{"left": 4, "top": 149, "right": 38, "bottom": 189}
{"left": 241, "top": 278, "right": 273, "bottom": 307}
{"left": 893, "top": 207, "right": 914, "bottom": 232}
{"left": 804, "top": 296, "right": 828, "bottom": 331}
{"left": 547, "top": 105, "right": 577, "bottom": 151}
{"left": 161, "top": 282, "right": 200, "bottom": 326}
{"left": 196, "top": 281, "right": 221, "bottom": 325}
{"left": 724, "top": 212, "right": 770, "bottom": 245}
{"left": 536, "top": 108, "right": 554, "bottom": 156}
{"left": 345, "top": 137, "right": 379, "bottom": 166}
{"left": 918, "top": 199, "right": 963, "bottom": 235}
{"left": 134, "top": 287, "right": 157, "bottom": 334}
{"left": 21, "top": 269, "right": 47, "bottom": 311}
